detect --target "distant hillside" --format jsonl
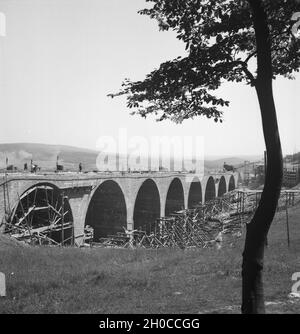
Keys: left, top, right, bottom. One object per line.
{"left": 204, "top": 156, "right": 262, "bottom": 171}
{"left": 0, "top": 143, "right": 262, "bottom": 172}
{"left": 0, "top": 143, "right": 99, "bottom": 171}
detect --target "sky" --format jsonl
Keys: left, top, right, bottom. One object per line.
{"left": 0, "top": 0, "right": 299, "bottom": 158}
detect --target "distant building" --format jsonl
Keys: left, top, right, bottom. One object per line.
{"left": 283, "top": 167, "right": 300, "bottom": 188}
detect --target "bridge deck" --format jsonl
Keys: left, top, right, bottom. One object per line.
{"left": 0, "top": 171, "right": 229, "bottom": 186}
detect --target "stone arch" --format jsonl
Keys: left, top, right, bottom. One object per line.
{"left": 228, "top": 175, "right": 236, "bottom": 192}
{"left": 165, "top": 178, "right": 185, "bottom": 216}
{"left": 8, "top": 182, "right": 73, "bottom": 244}
{"left": 188, "top": 178, "right": 202, "bottom": 208}
{"left": 85, "top": 180, "right": 127, "bottom": 240}
{"left": 205, "top": 176, "right": 216, "bottom": 202}
{"left": 133, "top": 179, "right": 160, "bottom": 233}
{"left": 217, "top": 176, "right": 227, "bottom": 197}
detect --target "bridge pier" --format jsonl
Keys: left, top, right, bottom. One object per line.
{"left": 127, "top": 216, "right": 134, "bottom": 233}
{"left": 159, "top": 184, "right": 167, "bottom": 218}
{"left": 68, "top": 195, "right": 90, "bottom": 246}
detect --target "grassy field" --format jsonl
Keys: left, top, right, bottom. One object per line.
{"left": 0, "top": 205, "right": 300, "bottom": 314}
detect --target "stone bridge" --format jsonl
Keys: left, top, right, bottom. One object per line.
{"left": 0, "top": 172, "right": 238, "bottom": 245}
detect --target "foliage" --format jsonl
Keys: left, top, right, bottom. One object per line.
{"left": 109, "top": 0, "right": 300, "bottom": 123}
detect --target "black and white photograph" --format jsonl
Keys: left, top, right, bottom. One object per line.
{"left": 0, "top": 0, "right": 300, "bottom": 318}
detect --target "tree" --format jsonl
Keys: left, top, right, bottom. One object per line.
{"left": 110, "top": 0, "right": 300, "bottom": 313}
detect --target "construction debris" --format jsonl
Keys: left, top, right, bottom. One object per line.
{"left": 82, "top": 225, "right": 94, "bottom": 246}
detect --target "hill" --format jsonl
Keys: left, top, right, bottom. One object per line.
{"left": 0, "top": 143, "right": 262, "bottom": 173}
{"left": 204, "top": 156, "right": 262, "bottom": 171}
{"left": 0, "top": 143, "right": 99, "bottom": 172}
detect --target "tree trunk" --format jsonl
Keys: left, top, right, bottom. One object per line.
{"left": 242, "top": 0, "right": 283, "bottom": 314}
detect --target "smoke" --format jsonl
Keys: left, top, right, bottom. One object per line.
{"left": 0, "top": 150, "right": 33, "bottom": 169}
{"left": 18, "top": 150, "right": 33, "bottom": 160}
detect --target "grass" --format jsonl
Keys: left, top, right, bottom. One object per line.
{"left": 0, "top": 205, "right": 300, "bottom": 314}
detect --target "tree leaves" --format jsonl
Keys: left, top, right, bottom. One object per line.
{"left": 110, "top": 0, "right": 300, "bottom": 123}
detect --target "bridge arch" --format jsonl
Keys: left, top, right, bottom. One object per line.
{"left": 165, "top": 178, "right": 185, "bottom": 216}
{"left": 217, "top": 176, "right": 227, "bottom": 197}
{"left": 188, "top": 177, "right": 202, "bottom": 208}
{"left": 205, "top": 176, "right": 216, "bottom": 202}
{"left": 133, "top": 179, "right": 160, "bottom": 233}
{"left": 228, "top": 175, "right": 236, "bottom": 192}
{"left": 85, "top": 180, "right": 127, "bottom": 240}
{"left": 8, "top": 182, "right": 74, "bottom": 244}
